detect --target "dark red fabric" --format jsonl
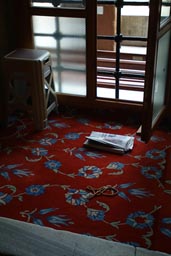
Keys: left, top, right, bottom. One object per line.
{"left": 0, "top": 111, "right": 171, "bottom": 254}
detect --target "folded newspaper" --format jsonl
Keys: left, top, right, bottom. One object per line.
{"left": 84, "top": 131, "right": 134, "bottom": 154}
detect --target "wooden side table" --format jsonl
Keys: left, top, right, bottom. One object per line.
{"left": 3, "top": 48, "right": 58, "bottom": 130}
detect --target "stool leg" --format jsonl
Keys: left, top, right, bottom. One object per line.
{"left": 32, "top": 63, "right": 47, "bottom": 130}
{"left": 50, "top": 76, "right": 59, "bottom": 114}
{"left": 44, "top": 63, "right": 58, "bottom": 116}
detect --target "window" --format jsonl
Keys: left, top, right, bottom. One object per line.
{"left": 96, "top": 1, "right": 149, "bottom": 102}
{"left": 33, "top": 15, "right": 87, "bottom": 96}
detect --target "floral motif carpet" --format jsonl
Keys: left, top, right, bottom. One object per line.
{"left": 0, "top": 109, "right": 171, "bottom": 254}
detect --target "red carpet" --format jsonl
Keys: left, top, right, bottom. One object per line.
{"left": 0, "top": 109, "right": 171, "bottom": 254}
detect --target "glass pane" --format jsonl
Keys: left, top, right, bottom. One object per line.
{"left": 119, "top": 89, "right": 144, "bottom": 102}
{"left": 31, "top": 0, "right": 86, "bottom": 9}
{"left": 123, "top": 0, "right": 149, "bottom": 2}
{"left": 121, "top": 6, "right": 149, "bottom": 39}
{"left": 97, "top": 5, "right": 116, "bottom": 51}
{"left": 33, "top": 16, "right": 86, "bottom": 96}
{"left": 152, "top": 30, "right": 171, "bottom": 121}
{"left": 96, "top": 87, "right": 144, "bottom": 102}
{"left": 120, "top": 46, "right": 147, "bottom": 55}
{"left": 160, "top": 0, "right": 171, "bottom": 24}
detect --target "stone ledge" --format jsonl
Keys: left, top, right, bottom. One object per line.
{"left": 0, "top": 217, "right": 170, "bottom": 256}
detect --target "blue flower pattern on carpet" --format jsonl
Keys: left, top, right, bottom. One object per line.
{"left": 0, "top": 112, "right": 171, "bottom": 253}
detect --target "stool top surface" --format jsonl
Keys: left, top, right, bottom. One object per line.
{"left": 4, "top": 48, "right": 50, "bottom": 61}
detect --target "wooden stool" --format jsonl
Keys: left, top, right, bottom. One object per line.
{"left": 3, "top": 48, "right": 58, "bottom": 130}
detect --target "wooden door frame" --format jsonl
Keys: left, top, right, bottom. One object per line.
{"left": 141, "top": 0, "right": 171, "bottom": 141}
